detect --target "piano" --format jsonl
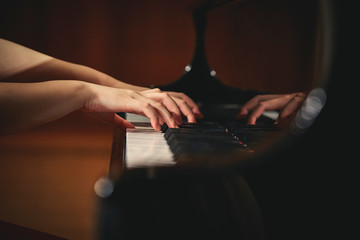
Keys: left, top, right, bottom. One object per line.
{"left": 123, "top": 111, "right": 279, "bottom": 169}
{"left": 96, "top": 0, "right": 358, "bottom": 239}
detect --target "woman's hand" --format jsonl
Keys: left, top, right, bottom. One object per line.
{"left": 83, "top": 85, "right": 182, "bottom": 131}
{"left": 0, "top": 39, "right": 203, "bottom": 132}
{"left": 236, "top": 92, "right": 307, "bottom": 127}
{"left": 140, "top": 88, "right": 203, "bottom": 123}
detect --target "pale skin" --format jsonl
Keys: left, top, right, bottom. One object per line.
{"left": 0, "top": 38, "right": 202, "bottom": 136}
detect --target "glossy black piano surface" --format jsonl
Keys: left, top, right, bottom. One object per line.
{"left": 97, "top": 0, "right": 360, "bottom": 239}
{"left": 99, "top": 106, "right": 282, "bottom": 240}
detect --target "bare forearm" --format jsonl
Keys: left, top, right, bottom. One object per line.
{"left": 0, "top": 80, "right": 87, "bottom": 135}
{"left": 43, "top": 59, "right": 149, "bottom": 91}
{"left": 0, "top": 38, "right": 149, "bottom": 91}
{"left": 0, "top": 39, "right": 201, "bottom": 132}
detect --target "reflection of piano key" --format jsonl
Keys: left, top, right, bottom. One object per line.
{"left": 261, "top": 111, "right": 279, "bottom": 121}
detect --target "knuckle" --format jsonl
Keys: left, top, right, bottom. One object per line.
{"left": 161, "top": 92, "right": 170, "bottom": 99}
{"left": 175, "top": 92, "right": 185, "bottom": 99}
{"left": 126, "top": 89, "right": 136, "bottom": 96}
{"left": 296, "top": 92, "right": 306, "bottom": 97}
{"left": 178, "top": 99, "right": 186, "bottom": 105}
{"left": 257, "top": 102, "right": 266, "bottom": 108}
{"left": 155, "top": 102, "right": 164, "bottom": 108}
{"left": 254, "top": 95, "right": 262, "bottom": 100}
{"left": 142, "top": 102, "right": 152, "bottom": 109}
{"left": 174, "top": 108, "right": 182, "bottom": 115}
{"left": 284, "top": 94, "right": 293, "bottom": 100}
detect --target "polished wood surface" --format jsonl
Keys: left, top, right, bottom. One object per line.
{"left": 0, "top": 112, "right": 113, "bottom": 240}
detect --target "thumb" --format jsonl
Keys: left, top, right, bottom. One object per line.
{"left": 109, "top": 113, "right": 135, "bottom": 129}
{"left": 85, "top": 112, "right": 135, "bottom": 129}
{"left": 236, "top": 108, "right": 248, "bottom": 119}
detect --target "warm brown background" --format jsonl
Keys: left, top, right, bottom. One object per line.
{"left": 1, "top": 0, "right": 318, "bottom": 92}
{"left": 0, "top": 0, "right": 319, "bottom": 239}
{"left": 0, "top": 113, "right": 112, "bottom": 240}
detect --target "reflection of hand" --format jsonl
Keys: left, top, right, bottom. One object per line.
{"left": 83, "top": 85, "right": 180, "bottom": 131}
{"left": 236, "top": 92, "right": 307, "bottom": 126}
{"left": 141, "top": 88, "right": 203, "bottom": 123}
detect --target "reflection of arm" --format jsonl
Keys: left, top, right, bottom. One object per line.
{"left": 0, "top": 38, "right": 148, "bottom": 91}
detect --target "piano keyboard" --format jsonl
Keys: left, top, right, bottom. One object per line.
{"left": 125, "top": 124, "right": 175, "bottom": 168}
{"left": 124, "top": 111, "right": 279, "bottom": 169}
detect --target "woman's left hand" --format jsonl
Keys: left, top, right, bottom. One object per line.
{"left": 141, "top": 88, "right": 203, "bottom": 124}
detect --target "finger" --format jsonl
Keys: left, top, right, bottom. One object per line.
{"left": 131, "top": 92, "right": 177, "bottom": 129}
{"left": 168, "top": 92, "right": 203, "bottom": 119}
{"left": 236, "top": 107, "right": 249, "bottom": 119}
{"left": 247, "top": 103, "right": 266, "bottom": 125}
{"left": 125, "top": 98, "right": 162, "bottom": 131}
{"left": 244, "top": 94, "right": 283, "bottom": 110}
{"left": 277, "top": 95, "right": 306, "bottom": 127}
{"left": 110, "top": 114, "right": 135, "bottom": 129}
{"left": 247, "top": 94, "right": 299, "bottom": 124}
{"left": 173, "top": 97, "right": 197, "bottom": 123}
{"left": 141, "top": 92, "right": 183, "bottom": 125}
{"left": 180, "top": 94, "right": 203, "bottom": 119}
{"left": 279, "top": 95, "right": 306, "bottom": 119}
{"left": 141, "top": 88, "right": 161, "bottom": 93}
{"left": 85, "top": 112, "right": 135, "bottom": 129}
{"left": 236, "top": 94, "right": 283, "bottom": 119}
{"left": 138, "top": 98, "right": 177, "bottom": 128}
{"left": 84, "top": 87, "right": 163, "bottom": 131}
{"left": 140, "top": 102, "right": 162, "bottom": 131}
{"left": 151, "top": 101, "right": 178, "bottom": 128}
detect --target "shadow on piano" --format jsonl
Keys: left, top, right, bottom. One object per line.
{"left": 96, "top": 0, "right": 359, "bottom": 239}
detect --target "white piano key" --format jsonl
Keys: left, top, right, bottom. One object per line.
{"left": 125, "top": 113, "right": 151, "bottom": 123}
{"left": 262, "top": 111, "right": 279, "bottom": 120}
{"left": 125, "top": 126, "right": 175, "bottom": 168}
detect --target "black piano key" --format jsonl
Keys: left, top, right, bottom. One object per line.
{"left": 164, "top": 128, "right": 223, "bottom": 141}
{"left": 157, "top": 117, "right": 281, "bottom": 162}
